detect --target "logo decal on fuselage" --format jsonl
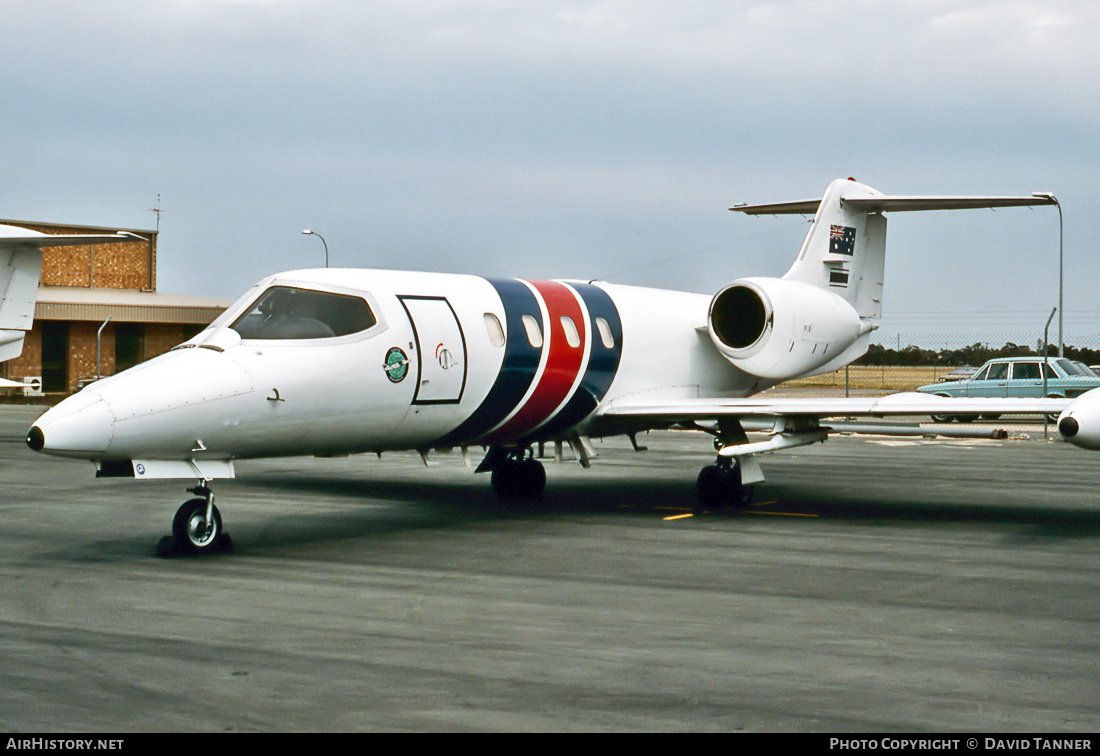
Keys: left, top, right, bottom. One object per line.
{"left": 433, "top": 278, "right": 623, "bottom": 447}
{"left": 384, "top": 347, "right": 409, "bottom": 383}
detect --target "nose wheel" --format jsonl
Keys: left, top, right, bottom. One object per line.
{"left": 157, "top": 483, "right": 233, "bottom": 556}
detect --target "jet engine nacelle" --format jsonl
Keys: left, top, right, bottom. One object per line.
{"left": 707, "top": 277, "right": 864, "bottom": 381}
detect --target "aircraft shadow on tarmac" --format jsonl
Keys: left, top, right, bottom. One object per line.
{"left": 29, "top": 470, "right": 1100, "bottom": 562}
{"left": 213, "top": 470, "right": 1100, "bottom": 553}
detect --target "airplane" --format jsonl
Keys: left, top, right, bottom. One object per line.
{"left": 24, "top": 178, "right": 1067, "bottom": 554}
{"left": 1056, "top": 389, "right": 1100, "bottom": 451}
{"left": 0, "top": 224, "right": 143, "bottom": 388}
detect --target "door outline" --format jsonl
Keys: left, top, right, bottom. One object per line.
{"left": 398, "top": 295, "right": 468, "bottom": 405}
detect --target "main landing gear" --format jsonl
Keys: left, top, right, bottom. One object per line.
{"left": 157, "top": 482, "right": 234, "bottom": 557}
{"left": 481, "top": 447, "right": 547, "bottom": 500}
{"left": 696, "top": 418, "right": 755, "bottom": 512}
{"left": 696, "top": 459, "right": 754, "bottom": 512}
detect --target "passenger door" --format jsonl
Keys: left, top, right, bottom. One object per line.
{"left": 1008, "top": 361, "right": 1044, "bottom": 397}
{"left": 398, "top": 296, "right": 468, "bottom": 404}
{"left": 966, "top": 362, "right": 1008, "bottom": 397}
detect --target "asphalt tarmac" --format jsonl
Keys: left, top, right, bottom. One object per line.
{"left": 1, "top": 404, "right": 1097, "bottom": 732}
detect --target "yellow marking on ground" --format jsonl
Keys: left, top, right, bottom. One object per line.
{"left": 744, "top": 510, "right": 819, "bottom": 518}
{"left": 662, "top": 513, "right": 695, "bottom": 521}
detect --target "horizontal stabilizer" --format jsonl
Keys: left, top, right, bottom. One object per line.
{"left": 0, "top": 226, "right": 145, "bottom": 248}
{"left": 731, "top": 192, "right": 1056, "bottom": 215}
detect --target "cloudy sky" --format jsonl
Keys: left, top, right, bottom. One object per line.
{"left": 2, "top": 0, "right": 1097, "bottom": 344}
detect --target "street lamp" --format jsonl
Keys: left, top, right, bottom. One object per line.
{"left": 1033, "top": 193, "right": 1063, "bottom": 356}
{"left": 301, "top": 229, "right": 329, "bottom": 268}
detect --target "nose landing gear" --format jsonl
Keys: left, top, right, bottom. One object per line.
{"left": 157, "top": 482, "right": 234, "bottom": 557}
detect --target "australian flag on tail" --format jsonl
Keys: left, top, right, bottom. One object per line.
{"left": 830, "top": 225, "right": 855, "bottom": 256}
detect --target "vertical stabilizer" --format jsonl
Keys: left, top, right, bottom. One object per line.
{"left": 0, "top": 246, "right": 43, "bottom": 362}
{"left": 781, "top": 178, "right": 886, "bottom": 319}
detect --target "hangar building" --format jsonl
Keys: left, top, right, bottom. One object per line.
{"left": 1, "top": 220, "right": 230, "bottom": 396}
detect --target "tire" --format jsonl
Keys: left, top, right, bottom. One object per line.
{"left": 696, "top": 464, "right": 748, "bottom": 511}
{"left": 491, "top": 458, "right": 546, "bottom": 500}
{"left": 172, "top": 498, "right": 223, "bottom": 553}
{"left": 930, "top": 395, "right": 953, "bottom": 423}
{"left": 1046, "top": 395, "right": 1063, "bottom": 424}
{"left": 696, "top": 465, "right": 728, "bottom": 509}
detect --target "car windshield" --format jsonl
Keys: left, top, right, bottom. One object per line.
{"left": 231, "top": 286, "right": 377, "bottom": 340}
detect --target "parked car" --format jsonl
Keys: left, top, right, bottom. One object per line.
{"left": 916, "top": 357, "right": 1100, "bottom": 422}
{"left": 937, "top": 366, "right": 977, "bottom": 382}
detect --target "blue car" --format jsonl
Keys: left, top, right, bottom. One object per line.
{"left": 916, "top": 357, "right": 1100, "bottom": 422}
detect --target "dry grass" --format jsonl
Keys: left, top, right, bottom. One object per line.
{"left": 786, "top": 366, "right": 951, "bottom": 392}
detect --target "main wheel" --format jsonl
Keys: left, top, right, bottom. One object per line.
{"left": 491, "top": 457, "right": 546, "bottom": 500}
{"left": 172, "top": 498, "right": 223, "bottom": 553}
{"left": 696, "top": 464, "right": 752, "bottom": 511}
{"left": 930, "top": 394, "right": 953, "bottom": 423}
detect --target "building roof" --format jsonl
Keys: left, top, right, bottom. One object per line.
{"left": 35, "top": 286, "right": 231, "bottom": 325}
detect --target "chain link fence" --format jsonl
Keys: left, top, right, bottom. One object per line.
{"left": 768, "top": 333, "right": 1100, "bottom": 437}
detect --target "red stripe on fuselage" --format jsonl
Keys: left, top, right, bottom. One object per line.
{"left": 484, "top": 280, "right": 586, "bottom": 442}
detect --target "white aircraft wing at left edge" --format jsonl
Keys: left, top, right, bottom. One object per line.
{"left": 24, "top": 179, "right": 1062, "bottom": 555}
{"left": 0, "top": 225, "right": 143, "bottom": 384}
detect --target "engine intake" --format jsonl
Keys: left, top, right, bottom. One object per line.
{"left": 707, "top": 277, "right": 865, "bottom": 381}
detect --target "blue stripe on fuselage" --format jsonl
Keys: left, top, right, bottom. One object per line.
{"left": 432, "top": 279, "right": 541, "bottom": 446}
{"left": 432, "top": 278, "right": 623, "bottom": 447}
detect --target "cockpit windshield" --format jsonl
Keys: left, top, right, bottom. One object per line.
{"left": 230, "top": 286, "right": 377, "bottom": 340}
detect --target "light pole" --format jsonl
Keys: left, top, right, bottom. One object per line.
{"left": 301, "top": 229, "right": 329, "bottom": 268}
{"left": 1033, "top": 192, "right": 1063, "bottom": 356}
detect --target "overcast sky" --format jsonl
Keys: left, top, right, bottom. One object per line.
{"left": 2, "top": 0, "right": 1097, "bottom": 344}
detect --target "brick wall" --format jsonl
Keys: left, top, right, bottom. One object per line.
{"left": 15, "top": 223, "right": 157, "bottom": 291}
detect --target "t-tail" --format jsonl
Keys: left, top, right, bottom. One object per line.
{"left": 705, "top": 178, "right": 1056, "bottom": 383}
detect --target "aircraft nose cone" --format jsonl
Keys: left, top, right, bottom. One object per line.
{"left": 29, "top": 396, "right": 114, "bottom": 457}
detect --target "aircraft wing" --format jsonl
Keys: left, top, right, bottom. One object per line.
{"left": 599, "top": 392, "right": 1069, "bottom": 421}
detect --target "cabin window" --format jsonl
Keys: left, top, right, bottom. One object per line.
{"left": 231, "top": 286, "right": 377, "bottom": 340}
{"left": 521, "top": 314, "right": 543, "bottom": 348}
{"left": 484, "top": 313, "right": 505, "bottom": 347}
{"left": 560, "top": 316, "right": 580, "bottom": 348}
{"left": 595, "top": 317, "right": 615, "bottom": 349}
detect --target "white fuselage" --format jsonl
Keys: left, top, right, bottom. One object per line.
{"left": 32, "top": 269, "right": 761, "bottom": 465}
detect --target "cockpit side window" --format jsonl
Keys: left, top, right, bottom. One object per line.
{"left": 230, "top": 286, "right": 377, "bottom": 340}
